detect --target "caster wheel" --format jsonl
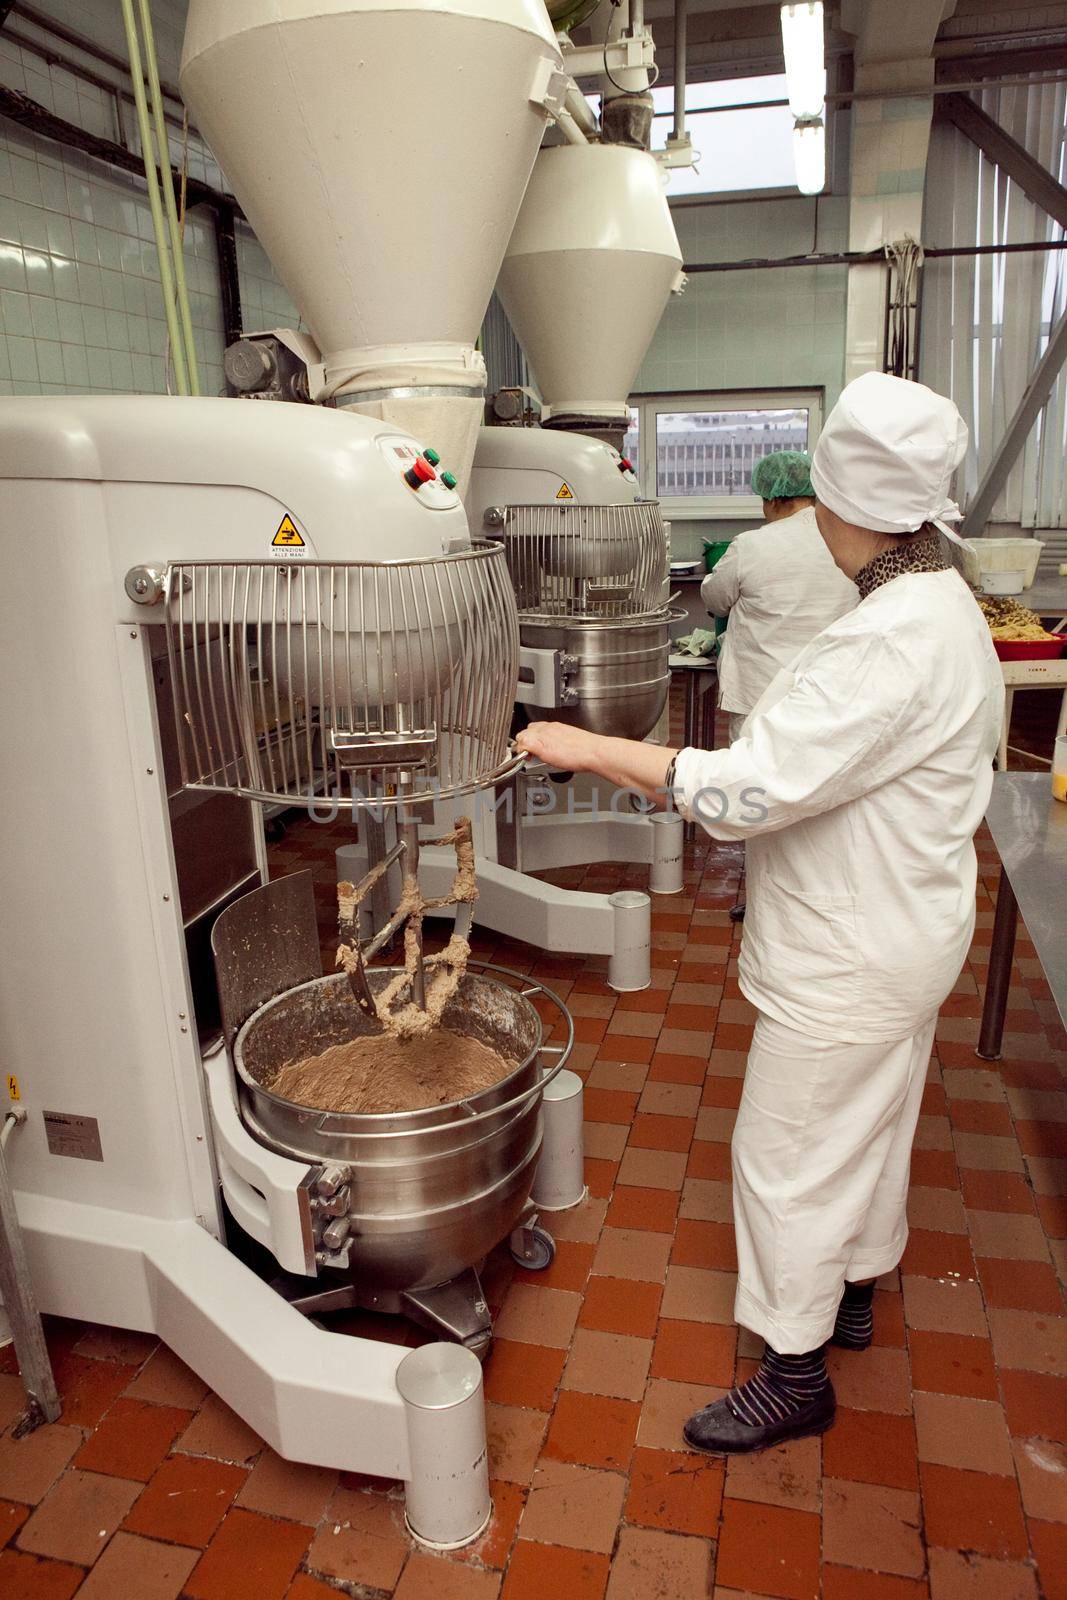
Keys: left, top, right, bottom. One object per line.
{"left": 264, "top": 818, "right": 287, "bottom": 844}
{"left": 511, "top": 1224, "right": 556, "bottom": 1271}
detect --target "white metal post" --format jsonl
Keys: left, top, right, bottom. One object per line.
{"left": 608, "top": 889, "right": 652, "bottom": 991}
{"left": 531, "top": 1069, "right": 587, "bottom": 1211}
{"left": 398, "top": 1344, "right": 492, "bottom": 1549}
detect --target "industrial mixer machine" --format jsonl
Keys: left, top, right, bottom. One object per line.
{"left": 0, "top": 395, "right": 578, "bottom": 1548}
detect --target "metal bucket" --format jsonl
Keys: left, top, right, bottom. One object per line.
{"left": 522, "top": 611, "right": 675, "bottom": 740}
{"left": 233, "top": 967, "right": 547, "bottom": 1291}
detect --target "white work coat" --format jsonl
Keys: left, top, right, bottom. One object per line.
{"left": 674, "top": 568, "right": 1004, "bottom": 1043}
{"left": 700, "top": 507, "right": 858, "bottom": 715}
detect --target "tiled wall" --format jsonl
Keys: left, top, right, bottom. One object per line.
{"left": 0, "top": 0, "right": 301, "bottom": 398}
{"left": 634, "top": 194, "right": 849, "bottom": 404}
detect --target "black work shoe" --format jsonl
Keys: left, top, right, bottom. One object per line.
{"left": 729, "top": 899, "right": 746, "bottom": 922}
{"left": 682, "top": 1389, "right": 836, "bottom": 1455}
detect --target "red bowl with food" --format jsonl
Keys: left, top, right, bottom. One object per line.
{"left": 992, "top": 638, "right": 1064, "bottom": 662}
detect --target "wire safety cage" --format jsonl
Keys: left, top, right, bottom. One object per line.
{"left": 163, "top": 544, "right": 521, "bottom": 811}
{"left": 497, "top": 501, "right": 669, "bottom": 621}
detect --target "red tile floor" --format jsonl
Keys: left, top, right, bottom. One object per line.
{"left": 2, "top": 687, "right": 1065, "bottom": 1600}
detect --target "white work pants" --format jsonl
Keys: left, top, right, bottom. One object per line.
{"left": 728, "top": 712, "right": 748, "bottom": 745}
{"left": 731, "top": 1011, "right": 937, "bottom": 1353}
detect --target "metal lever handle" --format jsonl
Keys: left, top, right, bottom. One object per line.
{"left": 328, "top": 728, "right": 438, "bottom": 771}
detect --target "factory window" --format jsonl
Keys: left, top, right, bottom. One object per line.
{"left": 629, "top": 390, "right": 822, "bottom": 518}
{"left": 655, "top": 76, "right": 796, "bottom": 198}
{"left": 586, "top": 76, "right": 801, "bottom": 198}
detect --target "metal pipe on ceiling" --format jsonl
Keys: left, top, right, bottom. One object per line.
{"left": 1, "top": 21, "right": 197, "bottom": 138}
{"left": 673, "top": 0, "right": 687, "bottom": 142}
{"left": 682, "top": 239, "right": 1067, "bottom": 275}
{"left": 9, "top": 0, "right": 183, "bottom": 106}
{"left": 0, "top": 84, "right": 234, "bottom": 212}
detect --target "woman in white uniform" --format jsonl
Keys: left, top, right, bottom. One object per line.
{"left": 702, "top": 450, "right": 857, "bottom": 746}
{"left": 516, "top": 374, "right": 1004, "bottom": 1454}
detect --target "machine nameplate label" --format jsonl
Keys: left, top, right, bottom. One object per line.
{"left": 271, "top": 514, "right": 305, "bottom": 552}
{"left": 6, "top": 1076, "right": 19, "bottom": 1102}
{"left": 43, "top": 1111, "right": 103, "bottom": 1162}
{"left": 556, "top": 482, "right": 574, "bottom": 500}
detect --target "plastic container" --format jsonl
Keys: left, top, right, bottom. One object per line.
{"left": 973, "top": 538, "right": 1044, "bottom": 589}
{"left": 702, "top": 540, "right": 731, "bottom": 638}
{"left": 1054, "top": 736, "right": 1067, "bottom": 804}
{"left": 985, "top": 576, "right": 1023, "bottom": 601}
{"left": 992, "top": 638, "right": 1064, "bottom": 662}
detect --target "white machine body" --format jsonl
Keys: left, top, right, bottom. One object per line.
{"left": 1, "top": 396, "right": 468, "bottom": 1221}
{"left": 180, "top": 0, "right": 564, "bottom": 483}
{"left": 496, "top": 143, "right": 686, "bottom": 425}
{"left": 467, "top": 423, "right": 638, "bottom": 532}
{"left": 0, "top": 397, "right": 502, "bottom": 1531}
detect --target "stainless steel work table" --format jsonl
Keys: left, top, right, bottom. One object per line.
{"left": 977, "top": 772, "right": 1067, "bottom": 1059}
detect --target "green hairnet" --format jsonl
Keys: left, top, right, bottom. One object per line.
{"left": 751, "top": 450, "right": 814, "bottom": 501}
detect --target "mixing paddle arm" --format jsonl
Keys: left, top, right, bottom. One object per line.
{"left": 336, "top": 817, "right": 478, "bottom": 1031}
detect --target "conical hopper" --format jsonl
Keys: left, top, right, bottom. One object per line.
{"left": 180, "top": 0, "right": 562, "bottom": 483}
{"left": 496, "top": 144, "right": 685, "bottom": 426}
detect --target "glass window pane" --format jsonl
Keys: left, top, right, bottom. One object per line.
{"left": 654, "top": 408, "right": 809, "bottom": 499}
{"left": 651, "top": 75, "right": 796, "bottom": 197}
{"left": 623, "top": 406, "right": 639, "bottom": 471}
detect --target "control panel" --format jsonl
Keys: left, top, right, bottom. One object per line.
{"left": 378, "top": 435, "right": 462, "bottom": 511}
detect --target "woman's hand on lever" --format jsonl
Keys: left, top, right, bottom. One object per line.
{"left": 515, "top": 721, "right": 605, "bottom": 774}
{"left": 516, "top": 722, "right": 680, "bottom": 806}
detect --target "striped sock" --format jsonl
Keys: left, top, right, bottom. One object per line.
{"left": 832, "top": 1281, "right": 875, "bottom": 1350}
{"left": 726, "top": 1346, "right": 831, "bottom": 1428}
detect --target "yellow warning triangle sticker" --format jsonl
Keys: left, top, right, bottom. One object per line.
{"left": 272, "top": 514, "right": 304, "bottom": 547}
{"left": 556, "top": 482, "right": 574, "bottom": 500}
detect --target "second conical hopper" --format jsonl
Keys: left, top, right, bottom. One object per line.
{"left": 496, "top": 143, "right": 685, "bottom": 427}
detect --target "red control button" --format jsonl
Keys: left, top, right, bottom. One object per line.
{"left": 620, "top": 457, "right": 634, "bottom": 472}
{"left": 404, "top": 456, "right": 437, "bottom": 489}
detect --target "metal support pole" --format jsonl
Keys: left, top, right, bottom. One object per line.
{"left": 672, "top": 0, "right": 687, "bottom": 142}
{"left": 213, "top": 203, "right": 243, "bottom": 352}
{"left": 962, "top": 306, "right": 1067, "bottom": 536}
{"left": 977, "top": 869, "right": 1018, "bottom": 1060}
{"left": 699, "top": 671, "right": 718, "bottom": 750}
{"left": 0, "top": 1109, "right": 61, "bottom": 1424}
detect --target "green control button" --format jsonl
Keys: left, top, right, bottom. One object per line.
{"left": 423, "top": 447, "right": 441, "bottom": 467}
{"left": 441, "top": 469, "right": 458, "bottom": 490}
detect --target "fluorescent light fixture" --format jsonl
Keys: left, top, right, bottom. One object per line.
{"left": 780, "top": 2, "right": 825, "bottom": 121}
{"left": 782, "top": 4, "right": 825, "bottom": 192}
{"left": 792, "top": 118, "right": 825, "bottom": 194}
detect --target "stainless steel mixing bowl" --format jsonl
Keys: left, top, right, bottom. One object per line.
{"left": 521, "top": 612, "right": 674, "bottom": 740}
{"left": 232, "top": 967, "right": 548, "bottom": 1292}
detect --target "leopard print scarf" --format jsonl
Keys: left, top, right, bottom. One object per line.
{"left": 855, "top": 532, "right": 948, "bottom": 600}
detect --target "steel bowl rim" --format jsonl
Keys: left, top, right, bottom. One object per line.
{"left": 232, "top": 962, "right": 573, "bottom": 1136}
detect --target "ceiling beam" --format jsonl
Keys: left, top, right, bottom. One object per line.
{"left": 962, "top": 306, "right": 1067, "bottom": 536}
{"left": 936, "top": 91, "right": 1067, "bottom": 232}
{"left": 841, "top": 0, "right": 956, "bottom": 66}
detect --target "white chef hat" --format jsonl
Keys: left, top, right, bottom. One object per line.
{"left": 811, "top": 372, "right": 971, "bottom": 546}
